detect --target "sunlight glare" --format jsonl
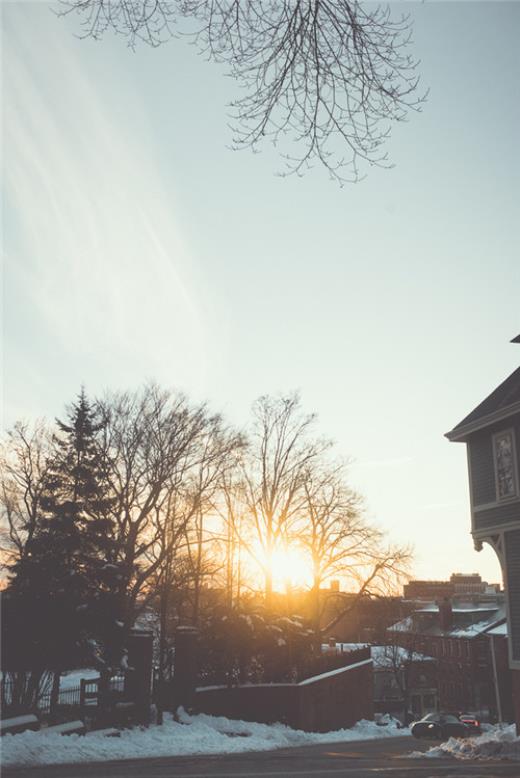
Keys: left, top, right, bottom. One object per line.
{"left": 266, "top": 546, "right": 313, "bottom": 592}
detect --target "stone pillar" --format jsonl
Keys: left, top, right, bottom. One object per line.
{"left": 172, "top": 626, "right": 199, "bottom": 713}
{"left": 124, "top": 628, "right": 154, "bottom": 723}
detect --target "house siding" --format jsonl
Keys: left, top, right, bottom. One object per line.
{"left": 505, "top": 530, "right": 520, "bottom": 661}
{"left": 468, "top": 414, "right": 520, "bottom": 527}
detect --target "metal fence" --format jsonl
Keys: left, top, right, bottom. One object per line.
{"left": 1, "top": 673, "right": 126, "bottom": 716}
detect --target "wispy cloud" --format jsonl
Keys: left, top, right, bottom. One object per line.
{"left": 351, "top": 456, "right": 413, "bottom": 470}
{"left": 421, "top": 501, "right": 465, "bottom": 512}
{"left": 3, "top": 4, "right": 210, "bottom": 419}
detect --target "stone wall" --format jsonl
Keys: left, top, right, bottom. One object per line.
{"left": 194, "top": 657, "right": 373, "bottom": 732}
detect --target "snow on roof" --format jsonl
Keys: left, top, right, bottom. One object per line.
{"left": 299, "top": 658, "right": 373, "bottom": 686}
{"left": 415, "top": 604, "right": 499, "bottom": 614}
{"left": 321, "top": 643, "right": 435, "bottom": 668}
{"left": 387, "top": 616, "right": 413, "bottom": 632}
{"left": 370, "top": 645, "right": 435, "bottom": 668}
{"left": 486, "top": 622, "right": 508, "bottom": 637}
{"left": 321, "top": 642, "right": 368, "bottom": 654}
{"left": 449, "top": 619, "right": 501, "bottom": 638}
{"left": 388, "top": 607, "right": 506, "bottom": 639}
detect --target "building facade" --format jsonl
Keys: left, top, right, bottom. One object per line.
{"left": 388, "top": 597, "right": 513, "bottom": 721}
{"left": 446, "top": 339, "right": 520, "bottom": 729}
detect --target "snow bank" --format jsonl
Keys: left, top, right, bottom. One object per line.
{"left": 2, "top": 711, "right": 408, "bottom": 768}
{"left": 408, "top": 724, "right": 520, "bottom": 761}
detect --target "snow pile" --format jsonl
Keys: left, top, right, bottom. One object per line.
{"left": 409, "top": 724, "right": 520, "bottom": 761}
{"left": 2, "top": 711, "right": 408, "bottom": 768}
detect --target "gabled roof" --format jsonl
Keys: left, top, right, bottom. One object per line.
{"left": 485, "top": 621, "right": 507, "bottom": 637}
{"left": 388, "top": 603, "right": 506, "bottom": 639}
{"left": 446, "top": 365, "right": 520, "bottom": 442}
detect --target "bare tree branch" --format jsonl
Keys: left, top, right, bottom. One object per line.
{"left": 57, "top": 1, "right": 426, "bottom": 184}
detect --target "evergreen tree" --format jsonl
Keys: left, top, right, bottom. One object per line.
{"left": 7, "top": 390, "right": 124, "bottom": 672}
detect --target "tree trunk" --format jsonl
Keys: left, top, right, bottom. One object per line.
{"left": 264, "top": 568, "right": 273, "bottom": 611}
{"left": 226, "top": 518, "right": 234, "bottom": 609}
{"left": 157, "top": 575, "right": 169, "bottom": 726}
{"left": 50, "top": 670, "right": 61, "bottom": 720}
{"left": 192, "top": 510, "right": 204, "bottom": 625}
{"left": 311, "top": 582, "right": 321, "bottom": 634}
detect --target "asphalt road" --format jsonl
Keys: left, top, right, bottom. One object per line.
{"left": 3, "top": 736, "right": 518, "bottom": 778}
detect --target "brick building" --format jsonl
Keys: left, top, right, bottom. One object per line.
{"left": 323, "top": 641, "right": 438, "bottom": 723}
{"left": 404, "top": 580, "right": 454, "bottom": 601}
{"left": 404, "top": 573, "right": 500, "bottom": 601}
{"left": 388, "top": 597, "right": 513, "bottom": 721}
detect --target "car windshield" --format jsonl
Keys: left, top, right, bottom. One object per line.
{"left": 441, "top": 715, "right": 460, "bottom": 724}
{"left": 422, "top": 714, "right": 440, "bottom": 722}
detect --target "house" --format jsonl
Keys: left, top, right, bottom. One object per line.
{"left": 387, "top": 596, "right": 513, "bottom": 721}
{"left": 322, "top": 641, "right": 438, "bottom": 723}
{"left": 446, "top": 336, "right": 520, "bottom": 730}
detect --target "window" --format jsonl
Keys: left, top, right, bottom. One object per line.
{"left": 493, "top": 429, "right": 519, "bottom": 501}
{"left": 442, "top": 714, "right": 460, "bottom": 724}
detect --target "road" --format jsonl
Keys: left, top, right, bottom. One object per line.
{"left": 3, "top": 736, "right": 518, "bottom": 778}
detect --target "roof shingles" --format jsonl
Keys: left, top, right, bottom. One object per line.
{"left": 447, "top": 366, "right": 520, "bottom": 440}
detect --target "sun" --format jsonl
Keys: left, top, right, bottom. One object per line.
{"left": 270, "top": 547, "right": 313, "bottom": 590}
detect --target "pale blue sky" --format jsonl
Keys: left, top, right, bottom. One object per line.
{"left": 2, "top": 2, "right": 519, "bottom": 583}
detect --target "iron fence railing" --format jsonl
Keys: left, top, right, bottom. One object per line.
{"left": 1, "top": 673, "right": 126, "bottom": 716}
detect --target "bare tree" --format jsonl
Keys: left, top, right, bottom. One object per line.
{"left": 57, "top": 1, "right": 426, "bottom": 184}
{"left": 170, "top": 416, "right": 243, "bottom": 624}
{"left": 0, "top": 421, "right": 53, "bottom": 569}
{"left": 97, "top": 384, "right": 211, "bottom": 625}
{"left": 299, "top": 462, "right": 411, "bottom": 632}
{"left": 150, "top": 418, "right": 243, "bottom": 723}
{"left": 241, "top": 393, "right": 331, "bottom": 607}
{"left": 219, "top": 466, "right": 247, "bottom": 609}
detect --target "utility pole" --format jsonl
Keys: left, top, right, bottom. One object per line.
{"left": 489, "top": 633, "right": 503, "bottom": 724}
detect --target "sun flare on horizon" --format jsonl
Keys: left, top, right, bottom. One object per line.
{"left": 251, "top": 543, "right": 314, "bottom": 592}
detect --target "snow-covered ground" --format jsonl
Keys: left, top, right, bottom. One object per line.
{"left": 59, "top": 669, "right": 99, "bottom": 691}
{"left": 409, "top": 724, "right": 520, "bottom": 761}
{"left": 1, "top": 711, "right": 408, "bottom": 768}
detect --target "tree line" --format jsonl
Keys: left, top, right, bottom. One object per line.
{"left": 0, "top": 385, "right": 411, "bottom": 709}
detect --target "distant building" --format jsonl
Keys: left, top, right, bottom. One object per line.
{"left": 323, "top": 642, "right": 438, "bottom": 723}
{"left": 388, "top": 596, "right": 513, "bottom": 721}
{"left": 404, "top": 580, "right": 454, "bottom": 601}
{"left": 404, "top": 573, "right": 499, "bottom": 601}
{"left": 321, "top": 592, "right": 411, "bottom": 645}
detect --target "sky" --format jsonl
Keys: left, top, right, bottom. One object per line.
{"left": 2, "top": 1, "right": 519, "bottom": 586}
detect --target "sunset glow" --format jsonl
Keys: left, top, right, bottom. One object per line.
{"left": 252, "top": 544, "right": 314, "bottom": 592}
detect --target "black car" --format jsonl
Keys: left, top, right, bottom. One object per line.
{"left": 410, "top": 712, "right": 470, "bottom": 740}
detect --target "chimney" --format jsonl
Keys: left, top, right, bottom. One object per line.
{"left": 438, "top": 597, "right": 453, "bottom": 631}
